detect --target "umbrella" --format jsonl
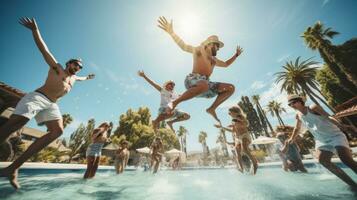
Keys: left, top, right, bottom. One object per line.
{"left": 251, "top": 136, "right": 279, "bottom": 145}
{"left": 103, "top": 143, "right": 120, "bottom": 150}
{"left": 165, "top": 148, "right": 183, "bottom": 154}
{"left": 136, "top": 147, "right": 151, "bottom": 154}
{"left": 165, "top": 148, "right": 186, "bottom": 163}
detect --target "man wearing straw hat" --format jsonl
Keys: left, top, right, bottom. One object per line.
{"left": 157, "top": 16, "right": 243, "bottom": 123}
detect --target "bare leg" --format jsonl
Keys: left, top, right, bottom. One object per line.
{"left": 89, "top": 157, "right": 100, "bottom": 178}
{"left": 170, "top": 81, "right": 209, "bottom": 110}
{"left": 235, "top": 145, "right": 244, "bottom": 173}
{"left": 152, "top": 113, "right": 173, "bottom": 133}
{"left": 166, "top": 113, "right": 190, "bottom": 132}
{"left": 242, "top": 139, "right": 258, "bottom": 175}
{"left": 114, "top": 158, "right": 119, "bottom": 174}
{"left": 318, "top": 150, "right": 356, "bottom": 186}
{"left": 153, "top": 155, "right": 161, "bottom": 174}
{"left": 336, "top": 146, "right": 357, "bottom": 174}
{"left": 84, "top": 156, "right": 95, "bottom": 179}
{"left": 0, "top": 115, "right": 29, "bottom": 144}
{"left": 206, "top": 83, "right": 235, "bottom": 123}
{"left": 296, "top": 160, "right": 308, "bottom": 173}
{"left": 0, "top": 119, "right": 63, "bottom": 189}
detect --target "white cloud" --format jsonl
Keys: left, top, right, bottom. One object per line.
{"left": 259, "top": 82, "right": 295, "bottom": 116}
{"left": 250, "top": 81, "right": 267, "bottom": 90}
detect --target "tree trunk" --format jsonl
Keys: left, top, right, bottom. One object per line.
{"left": 258, "top": 103, "right": 274, "bottom": 134}
{"left": 276, "top": 111, "right": 285, "bottom": 126}
{"left": 305, "top": 86, "right": 336, "bottom": 113}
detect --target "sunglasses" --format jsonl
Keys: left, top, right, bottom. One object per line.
{"left": 73, "top": 62, "right": 83, "bottom": 69}
{"left": 288, "top": 100, "right": 298, "bottom": 107}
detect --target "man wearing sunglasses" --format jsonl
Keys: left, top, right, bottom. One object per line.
{"left": 157, "top": 16, "right": 243, "bottom": 123}
{"left": 0, "top": 17, "right": 94, "bottom": 189}
{"left": 287, "top": 94, "right": 357, "bottom": 186}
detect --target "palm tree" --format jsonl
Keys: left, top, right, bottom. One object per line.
{"left": 302, "top": 21, "right": 357, "bottom": 92}
{"left": 252, "top": 95, "right": 274, "bottom": 136}
{"left": 177, "top": 126, "right": 188, "bottom": 156}
{"left": 62, "top": 114, "right": 73, "bottom": 129}
{"left": 216, "top": 129, "right": 229, "bottom": 157}
{"left": 198, "top": 131, "right": 208, "bottom": 157}
{"left": 266, "top": 101, "right": 286, "bottom": 127}
{"left": 275, "top": 57, "right": 336, "bottom": 112}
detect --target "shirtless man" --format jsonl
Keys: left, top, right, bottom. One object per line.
{"left": 0, "top": 17, "right": 95, "bottom": 189}
{"left": 150, "top": 137, "right": 163, "bottom": 174}
{"left": 157, "top": 16, "right": 243, "bottom": 123}
{"left": 114, "top": 140, "right": 130, "bottom": 174}
{"left": 215, "top": 106, "right": 258, "bottom": 174}
{"left": 138, "top": 70, "right": 190, "bottom": 132}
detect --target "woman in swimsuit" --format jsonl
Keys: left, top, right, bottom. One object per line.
{"left": 216, "top": 106, "right": 258, "bottom": 174}
{"left": 84, "top": 122, "right": 111, "bottom": 179}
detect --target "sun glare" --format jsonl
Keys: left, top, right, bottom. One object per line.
{"left": 175, "top": 12, "right": 202, "bottom": 42}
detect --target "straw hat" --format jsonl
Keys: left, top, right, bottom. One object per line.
{"left": 202, "top": 35, "right": 224, "bottom": 48}
{"left": 287, "top": 94, "right": 306, "bottom": 103}
{"left": 163, "top": 80, "right": 175, "bottom": 88}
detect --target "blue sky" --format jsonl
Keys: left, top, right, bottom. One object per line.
{"left": 1, "top": 0, "right": 356, "bottom": 151}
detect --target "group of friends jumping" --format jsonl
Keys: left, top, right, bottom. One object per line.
{"left": 0, "top": 16, "right": 356, "bottom": 190}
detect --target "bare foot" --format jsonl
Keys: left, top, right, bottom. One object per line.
{"left": 237, "top": 166, "right": 243, "bottom": 173}
{"left": 252, "top": 162, "right": 258, "bottom": 175}
{"left": 206, "top": 108, "right": 221, "bottom": 123}
{"left": 167, "top": 121, "right": 175, "bottom": 132}
{"left": 0, "top": 168, "right": 20, "bottom": 189}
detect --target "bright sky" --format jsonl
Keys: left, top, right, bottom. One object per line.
{"left": 1, "top": 0, "right": 356, "bottom": 151}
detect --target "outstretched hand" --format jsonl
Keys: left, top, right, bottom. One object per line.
{"left": 236, "top": 46, "right": 243, "bottom": 57}
{"left": 137, "top": 70, "right": 145, "bottom": 77}
{"left": 157, "top": 16, "right": 173, "bottom": 34}
{"left": 214, "top": 124, "right": 222, "bottom": 128}
{"left": 19, "top": 17, "right": 38, "bottom": 31}
{"left": 87, "top": 74, "right": 95, "bottom": 80}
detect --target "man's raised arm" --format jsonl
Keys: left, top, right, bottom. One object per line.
{"left": 157, "top": 16, "right": 195, "bottom": 53}
{"left": 215, "top": 46, "right": 243, "bottom": 67}
{"left": 19, "top": 17, "right": 59, "bottom": 69}
{"left": 288, "top": 114, "right": 302, "bottom": 144}
{"left": 75, "top": 74, "right": 95, "bottom": 81}
{"left": 138, "top": 70, "right": 162, "bottom": 92}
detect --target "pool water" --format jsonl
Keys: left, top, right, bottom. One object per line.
{"left": 0, "top": 166, "right": 356, "bottom": 200}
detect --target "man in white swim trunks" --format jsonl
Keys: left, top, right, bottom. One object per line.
{"left": 0, "top": 17, "right": 95, "bottom": 189}
{"left": 287, "top": 94, "right": 357, "bottom": 187}
{"left": 157, "top": 16, "right": 243, "bottom": 123}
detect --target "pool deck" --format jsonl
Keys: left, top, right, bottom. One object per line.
{"left": 0, "top": 158, "right": 351, "bottom": 171}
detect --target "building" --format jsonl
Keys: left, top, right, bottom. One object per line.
{"left": 0, "top": 82, "right": 69, "bottom": 153}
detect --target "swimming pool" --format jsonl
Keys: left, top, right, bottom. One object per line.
{"left": 0, "top": 163, "right": 356, "bottom": 200}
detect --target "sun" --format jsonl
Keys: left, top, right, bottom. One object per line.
{"left": 175, "top": 12, "right": 202, "bottom": 42}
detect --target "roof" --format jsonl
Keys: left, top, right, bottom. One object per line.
{"left": 22, "top": 126, "right": 46, "bottom": 138}
{"left": 0, "top": 82, "right": 26, "bottom": 98}
{"left": 334, "top": 96, "right": 357, "bottom": 118}
{"left": 334, "top": 96, "right": 357, "bottom": 112}
{"left": 0, "top": 82, "right": 26, "bottom": 108}
{"left": 334, "top": 105, "right": 357, "bottom": 118}
{"left": 22, "top": 138, "right": 71, "bottom": 152}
